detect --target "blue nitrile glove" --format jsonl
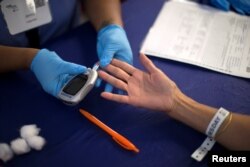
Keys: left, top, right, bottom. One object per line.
{"left": 97, "top": 24, "right": 133, "bottom": 92}
{"left": 210, "top": 0, "right": 250, "bottom": 14}
{"left": 30, "top": 49, "right": 87, "bottom": 97}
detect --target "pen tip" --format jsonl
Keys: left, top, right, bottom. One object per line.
{"left": 133, "top": 147, "right": 139, "bottom": 153}
{"left": 79, "top": 108, "right": 86, "bottom": 114}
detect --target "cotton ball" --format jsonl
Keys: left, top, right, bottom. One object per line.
{"left": 10, "top": 138, "right": 30, "bottom": 155}
{"left": 20, "top": 124, "right": 40, "bottom": 139}
{"left": 26, "top": 136, "right": 46, "bottom": 151}
{"left": 0, "top": 143, "right": 13, "bottom": 162}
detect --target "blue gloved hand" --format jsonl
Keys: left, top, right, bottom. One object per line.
{"left": 210, "top": 0, "right": 250, "bottom": 14}
{"left": 97, "top": 24, "right": 133, "bottom": 92}
{"left": 31, "top": 49, "right": 87, "bottom": 97}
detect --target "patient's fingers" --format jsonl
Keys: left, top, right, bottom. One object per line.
{"left": 140, "top": 53, "right": 158, "bottom": 73}
{"left": 98, "top": 70, "right": 127, "bottom": 91}
{"left": 111, "top": 59, "right": 137, "bottom": 75}
{"left": 101, "top": 92, "right": 129, "bottom": 104}
{"left": 104, "top": 63, "right": 130, "bottom": 82}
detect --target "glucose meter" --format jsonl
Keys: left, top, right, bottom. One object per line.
{"left": 58, "top": 64, "right": 99, "bottom": 105}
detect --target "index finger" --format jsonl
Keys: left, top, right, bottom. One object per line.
{"left": 110, "top": 59, "right": 137, "bottom": 75}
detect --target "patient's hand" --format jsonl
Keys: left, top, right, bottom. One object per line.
{"left": 98, "top": 54, "right": 181, "bottom": 113}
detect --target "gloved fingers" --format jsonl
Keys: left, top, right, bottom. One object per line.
{"left": 54, "top": 74, "right": 77, "bottom": 97}
{"left": 60, "top": 62, "right": 87, "bottom": 75}
{"left": 97, "top": 24, "right": 133, "bottom": 68}
{"left": 210, "top": 0, "right": 230, "bottom": 11}
{"left": 99, "top": 49, "right": 115, "bottom": 67}
{"left": 63, "top": 75, "right": 74, "bottom": 85}
{"left": 95, "top": 77, "right": 115, "bottom": 93}
{"left": 117, "top": 89, "right": 126, "bottom": 95}
{"left": 245, "top": 8, "right": 250, "bottom": 14}
{"left": 52, "top": 62, "right": 86, "bottom": 97}
{"left": 229, "top": 0, "right": 250, "bottom": 14}
{"left": 114, "top": 51, "right": 133, "bottom": 65}
{"left": 245, "top": 8, "right": 250, "bottom": 15}
{"left": 95, "top": 78, "right": 102, "bottom": 88}
{"left": 52, "top": 74, "right": 69, "bottom": 97}
{"left": 232, "top": 6, "right": 245, "bottom": 14}
{"left": 104, "top": 83, "right": 114, "bottom": 93}
{"left": 212, "top": 0, "right": 250, "bottom": 14}
{"left": 31, "top": 49, "right": 60, "bottom": 72}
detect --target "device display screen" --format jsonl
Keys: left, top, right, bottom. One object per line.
{"left": 63, "top": 74, "right": 88, "bottom": 96}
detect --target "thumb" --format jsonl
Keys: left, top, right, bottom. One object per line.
{"left": 61, "top": 62, "right": 87, "bottom": 75}
{"left": 54, "top": 64, "right": 86, "bottom": 97}
{"left": 99, "top": 48, "right": 115, "bottom": 67}
{"left": 115, "top": 50, "right": 133, "bottom": 65}
{"left": 140, "top": 53, "right": 157, "bottom": 73}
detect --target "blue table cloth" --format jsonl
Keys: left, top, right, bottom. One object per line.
{"left": 1, "top": 0, "right": 250, "bottom": 166}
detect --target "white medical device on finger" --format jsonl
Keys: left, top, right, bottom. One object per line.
{"left": 58, "top": 64, "right": 99, "bottom": 105}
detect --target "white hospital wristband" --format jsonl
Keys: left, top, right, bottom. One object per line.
{"left": 191, "top": 108, "right": 230, "bottom": 161}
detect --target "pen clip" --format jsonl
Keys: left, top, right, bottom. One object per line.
{"left": 112, "top": 137, "right": 132, "bottom": 150}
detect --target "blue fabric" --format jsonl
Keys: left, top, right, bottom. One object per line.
{"left": 1, "top": 0, "right": 250, "bottom": 166}
{"left": 0, "top": 0, "right": 78, "bottom": 46}
{"left": 210, "top": 0, "right": 250, "bottom": 14}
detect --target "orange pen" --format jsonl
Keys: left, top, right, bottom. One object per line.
{"left": 79, "top": 109, "right": 139, "bottom": 153}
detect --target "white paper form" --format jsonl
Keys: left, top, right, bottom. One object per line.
{"left": 141, "top": 0, "right": 250, "bottom": 78}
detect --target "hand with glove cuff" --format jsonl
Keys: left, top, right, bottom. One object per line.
{"left": 97, "top": 24, "right": 133, "bottom": 92}
{"left": 31, "top": 49, "right": 87, "bottom": 97}
{"left": 210, "top": 0, "right": 250, "bottom": 14}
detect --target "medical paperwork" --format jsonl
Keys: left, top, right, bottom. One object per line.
{"left": 141, "top": 0, "right": 250, "bottom": 78}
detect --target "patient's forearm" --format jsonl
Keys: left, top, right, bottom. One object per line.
{"left": 169, "top": 92, "right": 250, "bottom": 150}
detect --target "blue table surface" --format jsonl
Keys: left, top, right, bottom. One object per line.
{"left": 1, "top": 0, "right": 250, "bottom": 166}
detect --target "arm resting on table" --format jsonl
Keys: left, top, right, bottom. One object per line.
{"left": 0, "top": 45, "right": 38, "bottom": 73}
{"left": 171, "top": 91, "right": 250, "bottom": 150}
{"left": 98, "top": 53, "right": 250, "bottom": 150}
